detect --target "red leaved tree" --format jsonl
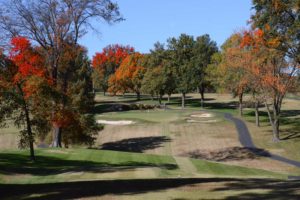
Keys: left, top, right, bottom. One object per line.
{"left": 92, "top": 44, "right": 134, "bottom": 95}
{"left": 0, "top": 37, "right": 51, "bottom": 160}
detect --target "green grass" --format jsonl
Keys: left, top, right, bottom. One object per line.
{"left": 191, "top": 158, "right": 286, "bottom": 179}
{"left": 97, "top": 109, "right": 198, "bottom": 123}
{"left": 0, "top": 148, "right": 180, "bottom": 184}
{"left": 1, "top": 93, "right": 300, "bottom": 199}
{"left": 0, "top": 148, "right": 287, "bottom": 185}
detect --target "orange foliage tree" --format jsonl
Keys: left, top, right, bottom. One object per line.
{"left": 0, "top": 37, "right": 51, "bottom": 160}
{"left": 220, "top": 33, "right": 251, "bottom": 116}
{"left": 240, "top": 29, "right": 299, "bottom": 141}
{"left": 92, "top": 45, "right": 134, "bottom": 95}
{"left": 108, "top": 53, "right": 146, "bottom": 100}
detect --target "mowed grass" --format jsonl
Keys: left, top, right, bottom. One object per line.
{"left": 1, "top": 93, "right": 300, "bottom": 199}
{"left": 95, "top": 93, "right": 300, "bottom": 173}
{"left": 0, "top": 148, "right": 295, "bottom": 200}
{"left": 0, "top": 148, "right": 287, "bottom": 184}
{"left": 97, "top": 109, "right": 224, "bottom": 124}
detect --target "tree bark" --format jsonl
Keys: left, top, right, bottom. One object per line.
{"left": 52, "top": 126, "right": 62, "bottom": 148}
{"left": 18, "top": 84, "right": 35, "bottom": 160}
{"left": 238, "top": 93, "right": 243, "bottom": 116}
{"left": 182, "top": 93, "right": 186, "bottom": 109}
{"left": 254, "top": 101, "right": 260, "bottom": 127}
{"left": 199, "top": 85, "right": 205, "bottom": 108}
{"left": 265, "top": 102, "right": 280, "bottom": 142}
{"left": 158, "top": 94, "right": 162, "bottom": 105}
{"left": 136, "top": 92, "right": 140, "bottom": 100}
{"left": 272, "top": 102, "right": 281, "bottom": 141}
{"left": 272, "top": 118, "right": 280, "bottom": 142}
{"left": 24, "top": 103, "right": 35, "bottom": 161}
{"left": 167, "top": 94, "right": 171, "bottom": 103}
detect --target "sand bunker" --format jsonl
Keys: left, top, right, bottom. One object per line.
{"left": 97, "top": 120, "right": 135, "bottom": 125}
{"left": 187, "top": 119, "right": 218, "bottom": 123}
{"left": 190, "top": 113, "right": 213, "bottom": 118}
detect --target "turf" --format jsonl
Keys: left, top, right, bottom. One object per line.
{"left": 0, "top": 148, "right": 287, "bottom": 185}
{"left": 97, "top": 109, "right": 208, "bottom": 123}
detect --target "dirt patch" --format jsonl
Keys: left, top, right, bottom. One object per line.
{"left": 184, "top": 147, "right": 270, "bottom": 162}
{"left": 97, "top": 120, "right": 135, "bottom": 125}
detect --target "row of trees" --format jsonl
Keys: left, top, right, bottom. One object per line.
{"left": 0, "top": 0, "right": 122, "bottom": 160}
{"left": 93, "top": 0, "right": 300, "bottom": 142}
{"left": 92, "top": 34, "right": 218, "bottom": 108}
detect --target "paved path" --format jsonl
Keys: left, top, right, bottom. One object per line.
{"left": 223, "top": 113, "right": 300, "bottom": 171}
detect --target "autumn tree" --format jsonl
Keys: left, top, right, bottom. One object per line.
{"left": 50, "top": 42, "right": 99, "bottom": 147}
{"left": 167, "top": 34, "right": 196, "bottom": 108}
{"left": 251, "top": 0, "right": 300, "bottom": 65}
{"left": 207, "top": 33, "right": 249, "bottom": 116}
{"left": 92, "top": 44, "right": 134, "bottom": 95}
{"left": 0, "top": 37, "right": 51, "bottom": 160}
{"left": 193, "top": 34, "right": 218, "bottom": 107}
{"left": 241, "top": 29, "right": 298, "bottom": 141}
{"left": 0, "top": 0, "right": 122, "bottom": 147}
{"left": 108, "top": 53, "right": 146, "bottom": 100}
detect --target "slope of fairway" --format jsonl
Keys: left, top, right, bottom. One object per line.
{"left": 0, "top": 148, "right": 287, "bottom": 185}
{"left": 97, "top": 109, "right": 218, "bottom": 123}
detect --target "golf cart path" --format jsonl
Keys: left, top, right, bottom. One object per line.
{"left": 223, "top": 113, "right": 300, "bottom": 169}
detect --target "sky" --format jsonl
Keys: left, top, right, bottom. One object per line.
{"left": 79, "top": 0, "right": 253, "bottom": 58}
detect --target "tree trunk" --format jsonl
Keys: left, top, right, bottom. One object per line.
{"left": 238, "top": 93, "right": 243, "bottom": 116}
{"left": 103, "top": 91, "right": 106, "bottom": 96}
{"left": 18, "top": 84, "right": 35, "bottom": 160}
{"left": 52, "top": 126, "right": 62, "bottom": 147}
{"left": 265, "top": 102, "right": 280, "bottom": 142}
{"left": 254, "top": 101, "right": 260, "bottom": 127}
{"left": 272, "top": 102, "right": 280, "bottom": 142}
{"left": 24, "top": 104, "right": 35, "bottom": 161}
{"left": 272, "top": 118, "right": 280, "bottom": 142}
{"left": 199, "top": 85, "right": 205, "bottom": 108}
{"left": 136, "top": 92, "right": 140, "bottom": 100}
{"left": 167, "top": 94, "right": 171, "bottom": 103}
{"left": 158, "top": 94, "right": 162, "bottom": 105}
{"left": 182, "top": 93, "right": 186, "bottom": 109}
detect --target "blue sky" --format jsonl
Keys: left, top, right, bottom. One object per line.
{"left": 80, "top": 0, "right": 253, "bottom": 58}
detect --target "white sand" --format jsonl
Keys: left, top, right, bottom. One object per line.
{"left": 187, "top": 119, "right": 218, "bottom": 123}
{"left": 97, "top": 120, "right": 135, "bottom": 125}
{"left": 190, "top": 113, "right": 213, "bottom": 118}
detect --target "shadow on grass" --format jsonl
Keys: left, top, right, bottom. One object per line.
{"left": 100, "top": 136, "right": 171, "bottom": 153}
{"left": 280, "top": 117, "right": 300, "bottom": 141}
{"left": 0, "top": 178, "right": 299, "bottom": 200}
{"left": 203, "top": 101, "right": 238, "bottom": 111}
{"left": 166, "top": 97, "right": 216, "bottom": 107}
{"left": 218, "top": 179, "right": 300, "bottom": 200}
{"left": 0, "top": 153, "right": 177, "bottom": 176}
{"left": 185, "top": 146, "right": 270, "bottom": 162}
{"left": 243, "top": 109, "right": 300, "bottom": 140}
